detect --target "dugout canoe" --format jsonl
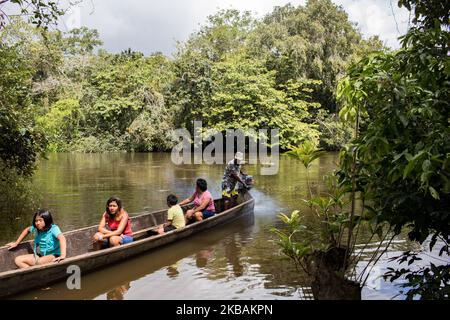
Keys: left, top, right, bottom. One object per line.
{"left": 0, "top": 191, "right": 254, "bottom": 298}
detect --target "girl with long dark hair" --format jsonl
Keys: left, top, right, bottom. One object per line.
{"left": 6, "top": 209, "right": 67, "bottom": 268}
{"left": 92, "top": 196, "right": 133, "bottom": 249}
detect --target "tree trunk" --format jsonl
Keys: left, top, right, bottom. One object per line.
{"left": 307, "top": 247, "right": 361, "bottom": 300}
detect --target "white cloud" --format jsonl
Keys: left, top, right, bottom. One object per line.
{"left": 58, "top": 0, "right": 410, "bottom": 55}
{"left": 336, "top": 0, "right": 410, "bottom": 48}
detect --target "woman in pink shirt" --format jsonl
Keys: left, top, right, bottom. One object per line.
{"left": 179, "top": 178, "right": 216, "bottom": 222}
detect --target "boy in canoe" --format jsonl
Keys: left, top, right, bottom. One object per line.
{"left": 158, "top": 194, "right": 185, "bottom": 234}
{"left": 6, "top": 209, "right": 67, "bottom": 268}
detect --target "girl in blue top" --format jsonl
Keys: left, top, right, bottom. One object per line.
{"left": 6, "top": 209, "right": 67, "bottom": 269}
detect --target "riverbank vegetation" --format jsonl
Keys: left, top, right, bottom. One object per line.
{"left": 274, "top": 0, "right": 449, "bottom": 300}
{"left": 1, "top": 0, "right": 380, "bottom": 158}
{"left": 1, "top": 0, "right": 378, "bottom": 215}
{"left": 1, "top": 0, "right": 448, "bottom": 300}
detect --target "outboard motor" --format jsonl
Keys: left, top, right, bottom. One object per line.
{"left": 237, "top": 174, "right": 254, "bottom": 191}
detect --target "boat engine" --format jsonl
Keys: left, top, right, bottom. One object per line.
{"left": 237, "top": 174, "right": 254, "bottom": 191}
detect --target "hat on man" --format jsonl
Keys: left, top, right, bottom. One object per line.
{"left": 234, "top": 152, "right": 244, "bottom": 164}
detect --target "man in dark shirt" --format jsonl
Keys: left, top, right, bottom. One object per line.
{"left": 221, "top": 152, "right": 247, "bottom": 210}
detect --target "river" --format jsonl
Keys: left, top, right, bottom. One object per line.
{"left": 2, "top": 153, "right": 445, "bottom": 300}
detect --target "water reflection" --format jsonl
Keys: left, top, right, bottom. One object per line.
{"left": 166, "top": 261, "right": 180, "bottom": 279}
{"left": 195, "top": 248, "right": 214, "bottom": 268}
{"left": 4, "top": 153, "right": 419, "bottom": 300}
{"left": 107, "top": 283, "right": 130, "bottom": 300}
{"left": 224, "top": 235, "right": 244, "bottom": 277}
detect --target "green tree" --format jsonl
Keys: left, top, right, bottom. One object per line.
{"left": 76, "top": 51, "right": 175, "bottom": 152}
{"left": 248, "top": 0, "right": 383, "bottom": 111}
{"left": 273, "top": 142, "right": 391, "bottom": 299}
{"left": 0, "top": 44, "right": 46, "bottom": 176}
{"left": 63, "top": 27, "right": 102, "bottom": 55}
{"left": 36, "top": 98, "right": 82, "bottom": 151}
{"left": 202, "top": 52, "right": 320, "bottom": 148}
{"left": 337, "top": 0, "right": 450, "bottom": 299}
{"left": 0, "top": 5, "right": 69, "bottom": 214}
{"left": 170, "top": 9, "right": 255, "bottom": 133}
{"left": 0, "top": 0, "right": 68, "bottom": 29}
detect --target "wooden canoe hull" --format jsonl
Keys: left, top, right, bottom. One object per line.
{"left": 0, "top": 192, "right": 254, "bottom": 298}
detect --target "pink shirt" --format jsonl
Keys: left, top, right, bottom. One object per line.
{"left": 193, "top": 190, "right": 215, "bottom": 212}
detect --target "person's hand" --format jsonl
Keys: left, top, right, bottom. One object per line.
{"left": 6, "top": 242, "right": 18, "bottom": 250}
{"left": 53, "top": 256, "right": 66, "bottom": 263}
{"left": 185, "top": 209, "right": 195, "bottom": 220}
{"left": 93, "top": 233, "right": 104, "bottom": 243}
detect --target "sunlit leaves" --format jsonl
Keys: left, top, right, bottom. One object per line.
{"left": 36, "top": 99, "right": 81, "bottom": 152}
{"left": 336, "top": 0, "right": 450, "bottom": 299}
{"left": 0, "top": 44, "right": 46, "bottom": 175}
{"left": 186, "top": 51, "right": 321, "bottom": 149}
{"left": 284, "top": 141, "right": 325, "bottom": 169}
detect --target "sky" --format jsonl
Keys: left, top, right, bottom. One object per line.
{"left": 59, "top": 0, "right": 411, "bottom": 56}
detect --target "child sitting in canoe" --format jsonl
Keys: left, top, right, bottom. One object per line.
{"left": 6, "top": 209, "right": 67, "bottom": 269}
{"left": 92, "top": 196, "right": 134, "bottom": 249}
{"left": 157, "top": 194, "right": 186, "bottom": 235}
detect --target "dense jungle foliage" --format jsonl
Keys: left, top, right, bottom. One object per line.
{"left": 1, "top": 0, "right": 382, "bottom": 166}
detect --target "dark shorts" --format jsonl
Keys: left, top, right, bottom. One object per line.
{"left": 202, "top": 210, "right": 215, "bottom": 219}
{"left": 164, "top": 225, "right": 177, "bottom": 232}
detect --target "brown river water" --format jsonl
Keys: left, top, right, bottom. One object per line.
{"left": 2, "top": 153, "right": 446, "bottom": 300}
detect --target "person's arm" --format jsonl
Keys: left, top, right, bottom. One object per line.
{"left": 178, "top": 193, "right": 195, "bottom": 206}
{"left": 231, "top": 172, "right": 246, "bottom": 185}
{"left": 193, "top": 197, "right": 210, "bottom": 214}
{"left": 163, "top": 209, "right": 174, "bottom": 227}
{"left": 6, "top": 227, "right": 31, "bottom": 250}
{"left": 164, "top": 220, "right": 173, "bottom": 227}
{"left": 103, "top": 213, "right": 128, "bottom": 238}
{"left": 54, "top": 234, "right": 67, "bottom": 262}
{"left": 98, "top": 214, "right": 109, "bottom": 234}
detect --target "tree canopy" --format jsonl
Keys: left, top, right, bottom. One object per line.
{"left": 1, "top": 0, "right": 379, "bottom": 163}
{"left": 337, "top": 0, "right": 450, "bottom": 299}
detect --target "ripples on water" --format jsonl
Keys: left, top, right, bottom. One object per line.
{"left": 3, "top": 153, "right": 442, "bottom": 300}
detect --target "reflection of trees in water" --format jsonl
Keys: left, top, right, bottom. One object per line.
{"left": 213, "top": 218, "right": 313, "bottom": 296}
{"left": 106, "top": 282, "right": 130, "bottom": 300}
{"left": 253, "top": 154, "right": 338, "bottom": 206}
{"left": 166, "top": 260, "right": 181, "bottom": 279}
{"left": 191, "top": 215, "right": 254, "bottom": 280}
{"left": 192, "top": 219, "right": 314, "bottom": 298}
{"left": 244, "top": 225, "right": 311, "bottom": 286}
{"left": 24, "top": 153, "right": 183, "bottom": 239}
{"left": 196, "top": 247, "right": 214, "bottom": 268}
{"left": 224, "top": 234, "right": 244, "bottom": 277}
{"left": 243, "top": 226, "right": 315, "bottom": 299}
